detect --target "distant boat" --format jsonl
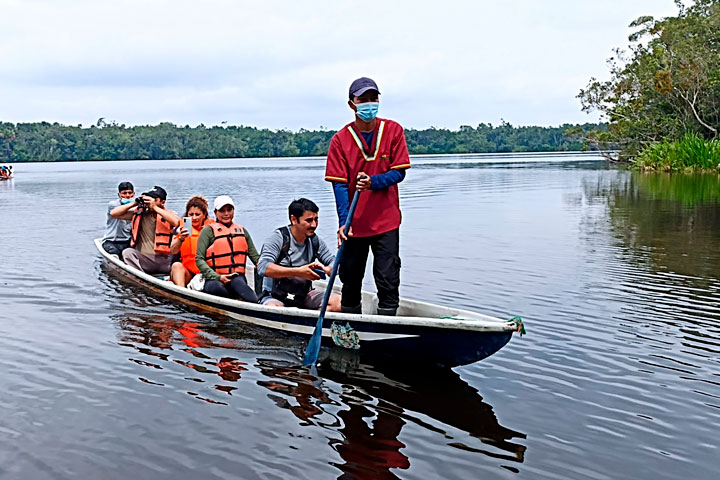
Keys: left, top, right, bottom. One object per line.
{"left": 0, "top": 164, "right": 12, "bottom": 180}
{"left": 95, "top": 238, "right": 524, "bottom": 368}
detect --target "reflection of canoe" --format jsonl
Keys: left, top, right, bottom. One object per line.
{"left": 316, "top": 352, "right": 527, "bottom": 462}
{"left": 95, "top": 238, "right": 523, "bottom": 367}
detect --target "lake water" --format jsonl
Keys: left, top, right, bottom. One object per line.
{"left": 0, "top": 154, "right": 718, "bottom": 479}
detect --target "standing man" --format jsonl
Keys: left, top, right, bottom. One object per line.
{"left": 325, "top": 77, "right": 411, "bottom": 316}
{"left": 102, "top": 181, "right": 135, "bottom": 255}
{"left": 115, "top": 185, "right": 180, "bottom": 274}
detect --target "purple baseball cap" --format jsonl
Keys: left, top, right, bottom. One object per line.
{"left": 349, "top": 77, "right": 380, "bottom": 99}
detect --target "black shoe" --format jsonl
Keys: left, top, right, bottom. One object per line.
{"left": 341, "top": 304, "right": 362, "bottom": 314}
{"left": 376, "top": 307, "right": 397, "bottom": 316}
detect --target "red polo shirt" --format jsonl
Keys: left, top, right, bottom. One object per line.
{"left": 325, "top": 118, "right": 411, "bottom": 237}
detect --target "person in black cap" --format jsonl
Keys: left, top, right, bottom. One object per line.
{"left": 101, "top": 181, "right": 135, "bottom": 255}
{"left": 111, "top": 185, "right": 180, "bottom": 274}
{"left": 324, "top": 77, "right": 411, "bottom": 316}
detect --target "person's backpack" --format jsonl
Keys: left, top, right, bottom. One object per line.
{"left": 254, "top": 226, "right": 320, "bottom": 296}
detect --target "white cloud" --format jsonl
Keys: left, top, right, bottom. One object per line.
{"left": 0, "top": 0, "right": 680, "bottom": 129}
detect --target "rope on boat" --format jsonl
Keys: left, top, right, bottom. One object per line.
{"left": 509, "top": 316, "right": 526, "bottom": 336}
{"left": 331, "top": 322, "right": 360, "bottom": 350}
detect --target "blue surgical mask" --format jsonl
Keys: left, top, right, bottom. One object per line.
{"left": 120, "top": 198, "right": 133, "bottom": 205}
{"left": 355, "top": 102, "right": 379, "bottom": 122}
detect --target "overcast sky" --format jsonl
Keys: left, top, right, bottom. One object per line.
{"left": 1, "top": 0, "right": 680, "bottom": 131}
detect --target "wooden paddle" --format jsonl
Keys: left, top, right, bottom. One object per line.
{"left": 302, "top": 181, "right": 364, "bottom": 366}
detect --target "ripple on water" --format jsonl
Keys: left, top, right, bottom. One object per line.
{"left": 2, "top": 158, "right": 720, "bottom": 479}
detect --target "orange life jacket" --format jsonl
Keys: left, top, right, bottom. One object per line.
{"left": 205, "top": 222, "right": 248, "bottom": 275}
{"left": 130, "top": 212, "right": 173, "bottom": 255}
{"left": 178, "top": 220, "right": 213, "bottom": 274}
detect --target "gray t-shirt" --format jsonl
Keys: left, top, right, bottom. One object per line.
{"left": 257, "top": 226, "right": 335, "bottom": 292}
{"left": 102, "top": 199, "right": 132, "bottom": 242}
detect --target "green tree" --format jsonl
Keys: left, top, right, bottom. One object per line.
{"left": 579, "top": 0, "right": 720, "bottom": 159}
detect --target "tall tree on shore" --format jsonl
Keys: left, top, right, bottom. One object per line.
{"left": 578, "top": 0, "right": 720, "bottom": 159}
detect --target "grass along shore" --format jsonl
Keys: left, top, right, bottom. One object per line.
{"left": 634, "top": 134, "right": 720, "bottom": 172}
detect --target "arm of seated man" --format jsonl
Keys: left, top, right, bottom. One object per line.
{"left": 258, "top": 230, "right": 321, "bottom": 281}
{"left": 110, "top": 201, "right": 137, "bottom": 220}
{"left": 153, "top": 203, "right": 181, "bottom": 228}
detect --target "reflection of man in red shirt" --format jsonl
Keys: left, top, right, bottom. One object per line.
{"left": 325, "top": 77, "right": 411, "bottom": 316}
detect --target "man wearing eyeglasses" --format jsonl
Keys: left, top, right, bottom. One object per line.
{"left": 325, "top": 77, "right": 411, "bottom": 316}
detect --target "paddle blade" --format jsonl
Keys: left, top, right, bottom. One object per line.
{"left": 302, "top": 315, "right": 324, "bottom": 365}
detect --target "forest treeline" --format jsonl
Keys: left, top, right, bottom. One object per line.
{"left": 0, "top": 120, "right": 601, "bottom": 162}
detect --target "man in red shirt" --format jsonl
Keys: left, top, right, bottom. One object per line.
{"left": 325, "top": 77, "right": 411, "bottom": 316}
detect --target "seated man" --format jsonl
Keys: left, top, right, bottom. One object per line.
{"left": 116, "top": 185, "right": 180, "bottom": 274}
{"left": 101, "top": 181, "right": 135, "bottom": 256}
{"left": 257, "top": 198, "right": 341, "bottom": 311}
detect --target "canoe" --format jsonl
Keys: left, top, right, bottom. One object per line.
{"left": 0, "top": 165, "right": 12, "bottom": 180}
{"left": 94, "top": 238, "right": 524, "bottom": 368}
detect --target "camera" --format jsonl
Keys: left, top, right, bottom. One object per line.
{"left": 135, "top": 197, "right": 149, "bottom": 211}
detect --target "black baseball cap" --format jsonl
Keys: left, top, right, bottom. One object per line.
{"left": 142, "top": 185, "right": 167, "bottom": 200}
{"left": 118, "top": 181, "right": 134, "bottom": 192}
{"left": 349, "top": 77, "right": 380, "bottom": 99}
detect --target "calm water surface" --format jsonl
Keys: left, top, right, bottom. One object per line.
{"left": 0, "top": 154, "right": 718, "bottom": 479}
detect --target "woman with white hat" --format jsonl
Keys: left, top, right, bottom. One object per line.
{"left": 195, "top": 195, "right": 260, "bottom": 302}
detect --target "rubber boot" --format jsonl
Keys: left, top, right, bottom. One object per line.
{"left": 376, "top": 307, "right": 397, "bottom": 316}
{"left": 341, "top": 304, "right": 362, "bottom": 314}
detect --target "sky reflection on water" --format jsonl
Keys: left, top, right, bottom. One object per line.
{"left": 0, "top": 155, "right": 718, "bottom": 479}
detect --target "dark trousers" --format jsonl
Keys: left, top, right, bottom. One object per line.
{"left": 102, "top": 239, "right": 130, "bottom": 256}
{"left": 203, "top": 275, "right": 259, "bottom": 303}
{"left": 339, "top": 228, "right": 400, "bottom": 309}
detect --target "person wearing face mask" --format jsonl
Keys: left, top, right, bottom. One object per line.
{"left": 194, "top": 195, "right": 260, "bottom": 302}
{"left": 102, "top": 181, "right": 136, "bottom": 256}
{"left": 325, "top": 77, "right": 411, "bottom": 316}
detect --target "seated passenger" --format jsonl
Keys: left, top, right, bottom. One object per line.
{"left": 170, "top": 195, "right": 212, "bottom": 287}
{"left": 195, "top": 195, "right": 259, "bottom": 302}
{"left": 102, "top": 181, "right": 135, "bottom": 256}
{"left": 257, "top": 198, "right": 341, "bottom": 311}
{"left": 117, "top": 185, "right": 181, "bottom": 274}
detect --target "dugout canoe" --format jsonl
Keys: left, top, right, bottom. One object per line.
{"left": 94, "top": 238, "right": 524, "bottom": 367}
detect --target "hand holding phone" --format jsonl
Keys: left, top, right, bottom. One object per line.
{"left": 310, "top": 267, "right": 327, "bottom": 279}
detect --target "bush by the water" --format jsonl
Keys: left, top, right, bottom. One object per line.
{"left": 633, "top": 134, "right": 720, "bottom": 172}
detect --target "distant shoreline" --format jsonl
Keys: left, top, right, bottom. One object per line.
{"left": 3, "top": 150, "right": 612, "bottom": 165}
{"left": 0, "top": 120, "right": 604, "bottom": 163}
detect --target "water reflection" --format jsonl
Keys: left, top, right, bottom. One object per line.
{"left": 581, "top": 171, "right": 720, "bottom": 392}
{"left": 258, "top": 361, "right": 334, "bottom": 425}
{"left": 106, "top": 279, "right": 527, "bottom": 477}
{"left": 584, "top": 172, "right": 720, "bottom": 278}
{"left": 319, "top": 351, "right": 527, "bottom": 462}
{"left": 256, "top": 352, "right": 526, "bottom": 478}
{"left": 632, "top": 172, "right": 720, "bottom": 205}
